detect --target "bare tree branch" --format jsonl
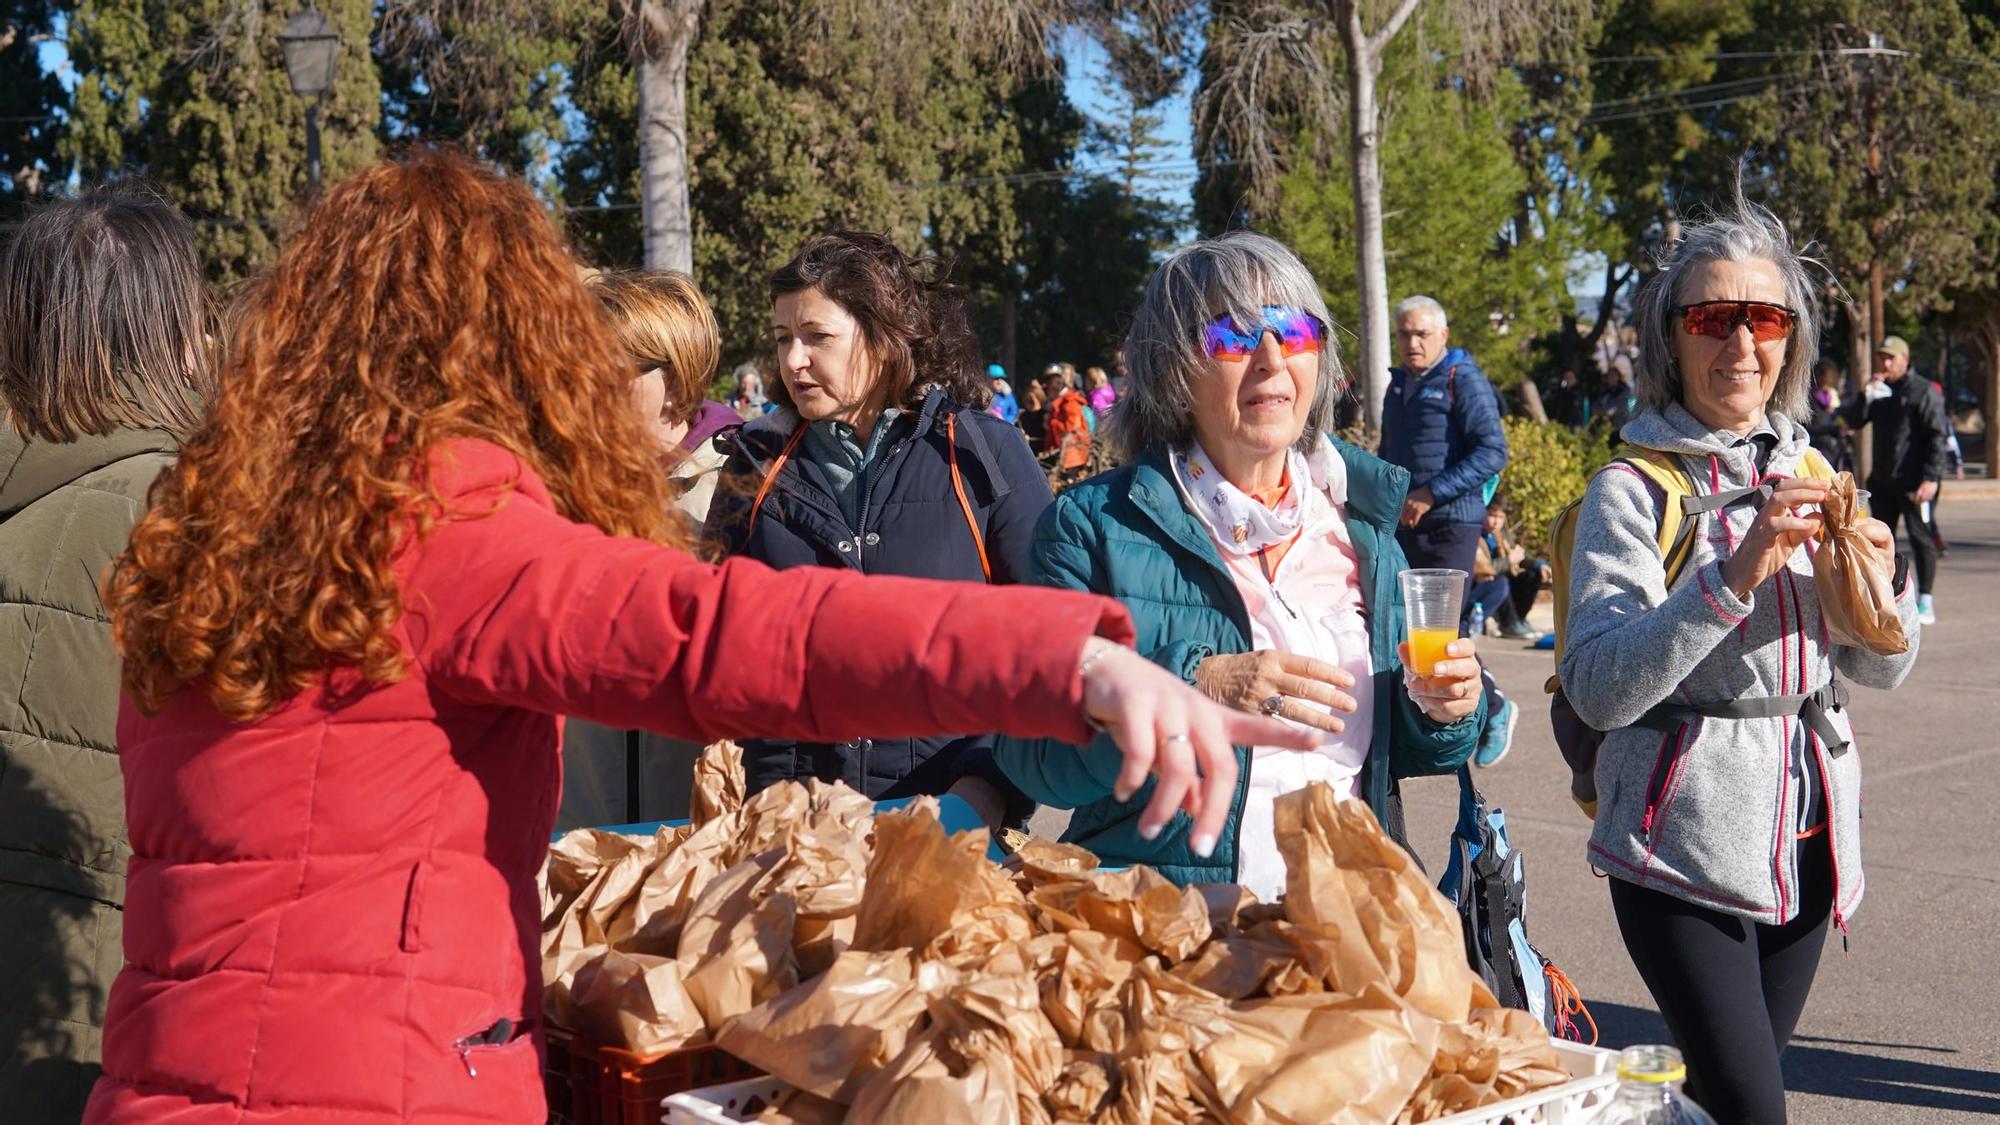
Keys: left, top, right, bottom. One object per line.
{"left": 1368, "top": 0, "right": 1425, "bottom": 60}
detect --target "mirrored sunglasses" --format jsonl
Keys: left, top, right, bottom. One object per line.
{"left": 1675, "top": 300, "right": 1796, "bottom": 343}
{"left": 1201, "top": 305, "right": 1328, "bottom": 359}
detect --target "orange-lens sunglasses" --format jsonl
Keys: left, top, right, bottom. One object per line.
{"left": 1674, "top": 300, "right": 1796, "bottom": 343}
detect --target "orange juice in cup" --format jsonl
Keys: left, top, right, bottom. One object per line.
{"left": 1408, "top": 627, "right": 1459, "bottom": 676}
{"left": 1399, "top": 569, "right": 1468, "bottom": 676}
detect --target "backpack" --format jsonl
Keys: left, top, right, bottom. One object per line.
{"left": 1544, "top": 445, "right": 1835, "bottom": 818}
{"left": 1439, "top": 767, "right": 1596, "bottom": 1044}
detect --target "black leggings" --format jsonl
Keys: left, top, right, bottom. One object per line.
{"left": 1872, "top": 489, "right": 1937, "bottom": 596}
{"left": 1609, "top": 840, "right": 1833, "bottom": 1125}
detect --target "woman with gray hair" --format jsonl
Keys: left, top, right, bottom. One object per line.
{"left": 993, "top": 231, "right": 1484, "bottom": 897}
{"left": 1562, "top": 198, "right": 1919, "bottom": 1123}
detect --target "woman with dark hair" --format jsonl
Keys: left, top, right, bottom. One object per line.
{"left": 705, "top": 231, "right": 1056, "bottom": 827}
{"left": 0, "top": 185, "right": 216, "bottom": 1119}
{"left": 86, "top": 153, "right": 1299, "bottom": 1124}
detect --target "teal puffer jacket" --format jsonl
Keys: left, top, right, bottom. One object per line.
{"left": 993, "top": 438, "right": 1484, "bottom": 885}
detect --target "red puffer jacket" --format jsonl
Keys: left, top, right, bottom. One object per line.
{"left": 86, "top": 439, "right": 1131, "bottom": 1124}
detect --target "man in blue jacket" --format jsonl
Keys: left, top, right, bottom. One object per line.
{"left": 1381, "top": 295, "right": 1513, "bottom": 764}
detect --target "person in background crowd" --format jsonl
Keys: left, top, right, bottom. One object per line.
{"left": 1085, "top": 364, "right": 1118, "bottom": 414}
{"left": 0, "top": 186, "right": 218, "bottom": 1124}
{"left": 1111, "top": 358, "right": 1131, "bottom": 399}
{"left": 988, "top": 364, "right": 1019, "bottom": 424}
{"left": 706, "top": 231, "right": 1058, "bottom": 828}
{"left": 1041, "top": 362, "right": 1094, "bottom": 479}
{"left": 1564, "top": 199, "right": 1918, "bottom": 1125}
{"left": 1544, "top": 367, "right": 1589, "bottom": 429}
{"left": 586, "top": 270, "right": 734, "bottom": 523}
{"left": 994, "top": 232, "right": 1484, "bottom": 898}
{"left": 1380, "top": 294, "right": 1515, "bottom": 768}
{"left": 1846, "top": 335, "right": 1950, "bottom": 626}
{"left": 86, "top": 150, "right": 1298, "bottom": 1125}
{"left": 1018, "top": 375, "right": 1049, "bottom": 449}
{"left": 558, "top": 269, "right": 735, "bottom": 833}
{"left": 1931, "top": 422, "right": 1962, "bottom": 557}
{"left": 1805, "top": 358, "right": 1848, "bottom": 469}
{"left": 1596, "top": 363, "right": 1640, "bottom": 436}
{"left": 733, "top": 361, "right": 768, "bottom": 416}
{"left": 1466, "top": 499, "right": 1545, "bottom": 642}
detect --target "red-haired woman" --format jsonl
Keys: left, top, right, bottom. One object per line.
{"left": 84, "top": 150, "right": 1300, "bottom": 1124}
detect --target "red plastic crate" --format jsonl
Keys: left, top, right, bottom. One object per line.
{"left": 544, "top": 1027, "right": 761, "bottom": 1125}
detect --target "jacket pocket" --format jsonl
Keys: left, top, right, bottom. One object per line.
{"left": 400, "top": 860, "right": 429, "bottom": 953}
{"left": 1640, "top": 724, "right": 1689, "bottom": 839}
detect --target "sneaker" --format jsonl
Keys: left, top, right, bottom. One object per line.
{"left": 1918, "top": 595, "right": 1937, "bottom": 626}
{"left": 1500, "top": 620, "right": 1540, "bottom": 641}
{"left": 1475, "top": 698, "right": 1518, "bottom": 768}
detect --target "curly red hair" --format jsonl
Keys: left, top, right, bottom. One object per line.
{"left": 107, "top": 149, "right": 681, "bottom": 721}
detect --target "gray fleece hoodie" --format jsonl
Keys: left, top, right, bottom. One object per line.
{"left": 1562, "top": 403, "right": 1921, "bottom": 928}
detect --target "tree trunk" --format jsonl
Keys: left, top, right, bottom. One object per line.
{"left": 1343, "top": 15, "right": 1393, "bottom": 432}
{"left": 1867, "top": 255, "right": 1886, "bottom": 352}
{"left": 636, "top": 1, "right": 698, "bottom": 274}
{"left": 1516, "top": 378, "right": 1547, "bottom": 425}
{"left": 1847, "top": 300, "right": 1873, "bottom": 483}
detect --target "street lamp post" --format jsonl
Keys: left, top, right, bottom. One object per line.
{"left": 277, "top": 6, "right": 340, "bottom": 193}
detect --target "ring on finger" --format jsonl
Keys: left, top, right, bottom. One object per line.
{"left": 1259, "top": 694, "right": 1287, "bottom": 718}
{"left": 1164, "top": 733, "right": 1192, "bottom": 746}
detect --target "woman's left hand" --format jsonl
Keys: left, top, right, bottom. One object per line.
{"left": 1854, "top": 516, "right": 1897, "bottom": 576}
{"left": 1399, "top": 637, "right": 1483, "bottom": 724}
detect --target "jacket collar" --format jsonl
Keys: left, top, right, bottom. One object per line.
{"left": 0, "top": 425, "right": 178, "bottom": 517}
{"left": 735, "top": 388, "right": 1004, "bottom": 504}
{"left": 1128, "top": 435, "right": 1408, "bottom": 567}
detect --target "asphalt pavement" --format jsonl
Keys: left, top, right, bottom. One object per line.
{"left": 1028, "top": 494, "right": 2000, "bottom": 1123}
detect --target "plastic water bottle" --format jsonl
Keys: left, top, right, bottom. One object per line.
{"left": 1594, "top": 1045, "right": 1717, "bottom": 1124}
{"left": 1467, "top": 603, "right": 1486, "bottom": 638}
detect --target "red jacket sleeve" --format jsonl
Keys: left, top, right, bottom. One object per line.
{"left": 398, "top": 441, "right": 1133, "bottom": 746}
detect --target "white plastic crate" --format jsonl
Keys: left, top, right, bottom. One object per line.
{"left": 663, "top": 1038, "right": 1620, "bottom": 1125}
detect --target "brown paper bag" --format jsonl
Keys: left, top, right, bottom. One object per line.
{"left": 715, "top": 949, "right": 930, "bottom": 1101}
{"left": 676, "top": 849, "right": 800, "bottom": 1028}
{"left": 851, "top": 802, "right": 1033, "bottom": 964}
{"left": 1275, "top": 784, "right": 1485, "bottom": 1022}
{"left": 690, "top": 739, "right": 746, "bottom": 827}
{"left": 566, "top": 948, "right": 708, "bottom": 1054}
{"left": 1815, "top": 471, "right": 1910, "bottom": 655}
{"left": 1398, "top": 1008, "right": 1568, "bottom": 1123}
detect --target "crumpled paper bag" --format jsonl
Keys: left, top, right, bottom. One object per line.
{"left": 676, "top": 848, "right": 800, "bottom": 1029}
{"left": 845, "top": 968, "right": 1060, "bottom": 1125}
{"left": 1029, "top": 865, "right": 1212, "bottom": 964}
{"left": 1399, "top": 1007, "right": 1569, "bottom": 1123}
{"left": 1275, "top": 783, "right": 1493, "bottom": 1022}
{"left": 691, "top": 739, "right": 746, "bottom": 826}
{"left": 715, "top": 949, "right": 935, "bottom": 1101}
{"left": 566, "top": 948, "right": 708, "bottom": 1054}
{"left": 852, "top": 801, "right": 1033, "bottom": 965}
{"left": 1815, "top": 471, "right": 1910, "bottom": 655}
{"left": 1209, "top": 985, "right": 1441, "bottom": 1125}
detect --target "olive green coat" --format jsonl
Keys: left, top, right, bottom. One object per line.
{"left": 0, "top": 425, "right": 174, "bottom": 1121}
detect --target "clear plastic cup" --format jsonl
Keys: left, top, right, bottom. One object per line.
{"left": 1400, "top": 568, "right": 1466, "bottom": 675}
{"left": 1853, "top": 489, "right": 1871, "bottom": 519}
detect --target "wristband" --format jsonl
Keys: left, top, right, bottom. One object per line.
{"left": 1078, "top": 643, "right": 1125, "bottom": 733}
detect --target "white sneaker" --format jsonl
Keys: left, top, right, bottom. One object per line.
{"left": 1917, "top": 595, "right": 1937, "bottom": 626}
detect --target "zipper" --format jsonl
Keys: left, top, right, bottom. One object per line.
{"left": 453, "top": 1017, "right": 517, "bottom": 1078}
{"left": 1639, "top": 724, "right": 1688, "bottom": 837}
{"left": 853, "top": 430, "right": 913, "bottom": 568}
{"left": 1806, "top": 732, "right": 1850, "bottom": 954}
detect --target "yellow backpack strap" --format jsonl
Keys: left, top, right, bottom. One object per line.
{"left": 1615, "top": 450, "right": 1700, "bottom": 583}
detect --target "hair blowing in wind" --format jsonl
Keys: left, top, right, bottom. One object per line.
{"left": 106, "top": 149, "right": 680, "bottom": 722}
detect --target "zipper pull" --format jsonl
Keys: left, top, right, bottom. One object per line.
{"left": 460, "top": 1044, "right": 477, "bottom": 1078}
{"left": 1837, "top": 911, "right": 1850, "bottom": 957}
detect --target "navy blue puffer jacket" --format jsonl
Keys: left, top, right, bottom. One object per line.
{"left": 704, "top": 389, "right": 1053, "bottom": 813}
{"left": 1379, "top": 348, "right": 1509, "bottom": 529}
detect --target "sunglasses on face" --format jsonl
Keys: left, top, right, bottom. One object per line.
{"left": 1674, "top": 300, "right": 1797, "bottom": 343}
{"left": 1201, "top": 306, "right": 1328, "bottom": 359}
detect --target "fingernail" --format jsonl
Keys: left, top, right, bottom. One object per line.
{"left": 1140, "top": 822, "right": 1163, "bottom": 841}
{"left": 1193, "top": 833, "right": 1217, "bottom": 857}
{"left": 1114, "top": 785, "right": 1134, "bottom": 803}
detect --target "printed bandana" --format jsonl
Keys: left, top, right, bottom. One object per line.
{"left": 1170, "top": 441, "right": 1310, "bottom": 556}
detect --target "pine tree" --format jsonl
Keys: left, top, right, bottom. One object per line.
{"left": 1085, "top": 68, "right": 1189, "bottom": 204}
{"left": 64, "top": 0, "right": 381, "bottom": 278}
